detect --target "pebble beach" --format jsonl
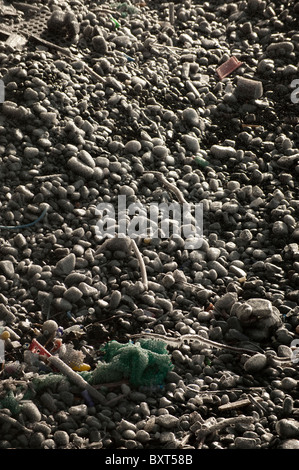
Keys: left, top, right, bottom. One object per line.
{"left": 0, "top": 0, "right": 299, "bottom": 451}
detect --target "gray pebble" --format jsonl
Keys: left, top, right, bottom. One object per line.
{"left": 280, "top": 377, "right": 297, "bottom": 391}
{"left": 92, "top": 35, "right": 108, "bottom": 54}
{"left": 214, "top": 292, "right": 238, "bottom": 313}
{"left": 0, "top": 304, "right": 16, "bottom": 323}
{"left": 109, "top": 290, "right": 121, "bottom": 309}
{"left": 69, "top": 405, "right": 88, "bottom": 418}
{"left": 235, "top": 77, "right": 263, "bottom": 100}
{"left": 206, "top": 247, "right": 221, "bottom": 261}
{"left": 244, "top": 353, "right": 268, "bottom": 373}
{"left": 42, "top": 439, "right": 56, "bottom": 449}
{"left": 135, "top": 429, "right": 150, "bottom": 443}
{"left": 0, "top": 260, "right": 14, "bottom": 279}
{"left": 210, "top": 145, "right": 236, "bottom": 159}
{"left": 122, "top": 429, "right": 136, "bottom": 440}
{"left": 247, "top": 298, "right": 273, "bottom": 318}
{"left": 67, "top": 157, "right": 94, "bottom": 178}
{"left": 182, "top": 108, "right": 199, "bottom": 126}
{"left": 272, "top": 221, "right": 289, "bottom": 237}
{"left": 267, "top": 41, "right": 294, "bottom": 55}
{"left": 124, "top": 140, "right": 142, "bottom": 154}
{"left": 78, "top": 149, "right": 95, "bottom": 168}
{"left": 78, "top": 282, "right": 98, "bottom": 296}
{"left": 54, "top": 253, "right": 76, "bottom": 276}
{"left": 53, "top": 430, "right": 70, "bottom": 447}
{"left": 234, "top": 437, "right": 258, "bottom": 449}
{"left": 63, "top": 286, "right": 83, "bottom": 302}
{"left": 117, "top": 419, "right": 137, "bottom": 432}
{"left": 24, "top": 147, "right": 39, "bottom": 158}
{"left": 155, "top": 414, "right": 179, "bottom": 429}
{"left": 183, "top": 135, "right": 200, "bottom": 153}
{"left": 279, "top": 439, "right": 299, "bottom": 449}
{"left": 21, "top": 402, "right": 41, "bottom": 422}
{"left": 152, "top": 145, "right": 169, "bottom": 158}
{"left": 40, "top": 393, "right": 57, "bottom": 412}
{"left": 207, "top": 260, "right": 228, "bottom": 277}
{"left": 276, "top": 419, "right": 299, "bottom": 438}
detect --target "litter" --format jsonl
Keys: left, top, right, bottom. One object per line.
{"left": 86, "top": 338, "right": 173, "bottom": 387}
{"left": 216, "top": 56, "right": 243, "bottom": 80}
{"left": 110, "top": 17, "right": 120, "bottom": 28}
{"left": 192, "top": 156, "right": 210, "bottom": 167}
{"left": 0, "top": 206, "right": 48, "bottom": 230}
{"left": 29, "top": 339, "right": 52, "bottom": 358}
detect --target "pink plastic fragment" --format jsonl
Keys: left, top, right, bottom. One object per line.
{"left": 216, "top": 56, "right": 243, "bottom": 80}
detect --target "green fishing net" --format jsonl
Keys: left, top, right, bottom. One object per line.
{"left": 23, "top": 373, "right": 68, "bottom": 400}
{"left": 86, "top": 339, "right": 173, "bottom": 387}
{"left": 0, "top": 391, "right": 21, "bottom": 415}
{"left": 1, "top": 339, "right": 173, "bottom": 408}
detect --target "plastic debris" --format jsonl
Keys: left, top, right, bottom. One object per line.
{"left": 192, "top": 156, "right": 210, "bottom": 168}
{"left": 5, "top": 32, "right": 27, "bottom": 51}
{"left": 81, "top": 389, "right": 94, "bottom": 407}
{"left": 216, "top": 56, "right": 243, "bottom": 80}
{"left": 0, "top": 330, "right": 10, "bottom": 341}
{"left": 124, "top": 53, "right": 135, "bottom": 62}
{"left": 87, "top": 339, "right": 173, "bottom": 387}
{"left": 0, "top": 206, "right": 48, "bottom": 230}
{"left": 110, "top": 16, "right": 120, "bottom": 28}
{"left": 29, "top": 339, "right": 52, "bottom": 358}
{"left": 47, "top": 356, "right": 106, "bottom": 404}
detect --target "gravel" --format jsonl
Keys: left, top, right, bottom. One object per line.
{"left": 0, "top": 0, "right": 299, "bottom": 452}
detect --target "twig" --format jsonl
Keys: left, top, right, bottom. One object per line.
{"left": 168, "top": 2, "right": 175, "bottom": 25}
{"left": 218, "top": 396, "right": 263, "bottom": 411}
{"left": 191, "top": 386, "right": 266, "bottom": 395}
{"left": 129, "top": 332, "right": 292, "bottom": 362}
{"left": 129, "top": 332, "right": 266, "bottom": 356}
{"left": 29, "top": 35, "right": 105, "bottom": 83}
{"left": 105, "top": 394, "right": 126, "bottom": 407}
{"left": 192, "top": 416, "right": 254, "bottom": 440}
{"left": 248, "top": 394, "right": 268, "bottom": 414}
{"left": 29, "top": 34, "right": 72, "bottom": 57}
{"left": 177, "top": 432, "right": 191, "bottom": 449}
{"left": 0, "top": 412, "right": 33, "bottom": 434}
{"left": 100, "top": 313, "right": 132, "bottom": 323}
{"left": 13, "top": 2, "right": 40, "bottom": 12}
{"left": 33, "top": 174, "right": 65, "bottom": 181}
{"left": 95, "top": 236, "right": 148, "bottom": 290}
{"left": 143, "top": 171, "right": 188, "bottom": 204}
{"left": 131, "top": 238, "right": 148, "bottom": 290}
{"left": 197, "top": 436, "right": 206, "bottom": 449}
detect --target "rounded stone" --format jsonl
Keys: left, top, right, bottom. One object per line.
{"left": 124, "top": 140, "right": 142, "bottom": 154}
{"left": 155, "top": 414, "right": 179, "bottom": 429}
{"left": 280, "top": 377, "right": 297, "bottom": 391}
{"left": 276, "top": 419, "right": 299, "bottom": 438}
{"left": 183, "top": 135, "right": 200, "bottom": 153}
{"left": 244, "top": 353, "right": 268, "bottom": 373}
{"left": 279, "top": 439, "right": 299, "bottom": 449}
{"left": 22, "top": 402, "right": 42, "bottom": 422}
{"left": 182, "top": 108, "right": 199, "bottom": 126}
{"left": 53, "top": 430, "right": 70, "bottom": 447}
{"left": 92, "top": 35, "right": 108, "bottom": 54}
